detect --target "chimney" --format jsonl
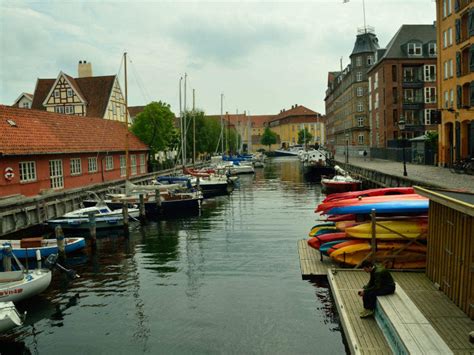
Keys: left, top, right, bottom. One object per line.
{"left": 78, "top": 60, "right": 93, "bottom": 78}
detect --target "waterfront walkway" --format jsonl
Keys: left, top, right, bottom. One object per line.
{"left": 335, "top": 156, "right": 474, "bottom": 192}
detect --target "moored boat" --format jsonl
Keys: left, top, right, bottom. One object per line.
{"left": 0, "top": 237, "right": 85, "bottom": 259}
{"left": 0, "top": 269, "right": 52, "bottom": 303}
{"left": 0, "top": 301, "right": 23, "bottom": 333}
{"left": 321, "top": 166, "right": 361, "bottom": 193}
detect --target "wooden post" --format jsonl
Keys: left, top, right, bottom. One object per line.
{"left": 139, "top": 194, "right": 146, "bottom": 223}
{"left": 2, "top": 244, "right": 12, "bottom": 271}
{"left": 122, "top": 201, "right": 129, "bottom": 230}
{"left": 55, "top": 225, "right": 66, "bottom": 261}
{"left": 88, "top": 212, "right": 97, "bottom": 245}
{"left": 370, "top": 209, "right": 376, "bottom": 262}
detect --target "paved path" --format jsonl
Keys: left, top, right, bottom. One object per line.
{"left": 335, "top": 156, "right": 474, "bottom": 193}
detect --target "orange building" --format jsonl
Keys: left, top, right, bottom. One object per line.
{"left": 436, "top": 0, "right": 474, "bottom": 166}
{"left": 0, "top": 105, "right": 148, "bottom": 197}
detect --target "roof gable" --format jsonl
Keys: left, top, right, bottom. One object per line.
{"left": 42, "top": 71, "right": 87, "bottom": 107}
{"left": 0, "top": 105, "right": 148, "bottom": 156}
{"left": 12, "top": 93, "right": 33, "bottom": 107}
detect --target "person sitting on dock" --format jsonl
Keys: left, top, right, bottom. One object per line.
{"left": 358, "top": 260, "right": 395, "bottom": 318}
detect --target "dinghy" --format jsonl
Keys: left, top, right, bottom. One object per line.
{"left": 0, "top": 301, "right": 23, "bottom": 333}
{"left": 0, "top": 237, "right": 85, "bottom": 259}
{"left": 0, "top": 269, "right": 52, "bottom": 303}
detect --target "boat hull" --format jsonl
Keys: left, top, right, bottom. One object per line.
{"left": 321, "top": 180, "right": 361, "bottom": 193}
{"left": 0, "top": 302, "right": 23, "bottom": 333}
{"left": 0, "top": 269, "right": 52, "bottom": 303}
{"left": 0, "top": 238, "right": 86, "bottom": 259}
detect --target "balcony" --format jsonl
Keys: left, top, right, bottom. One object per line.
{"left": 402, "top": 100, "right": 424, "bottom": 110}
{"left": 402, "top": 78, "right": 424, "bottom": 89}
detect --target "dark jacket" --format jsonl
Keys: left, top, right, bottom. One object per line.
{"left": 363, "top": 264, "right": 395, "bottom": 292}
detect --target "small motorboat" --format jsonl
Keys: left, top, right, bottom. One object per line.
{"left": 0, "top": 301, "right": 24, "bottom": 333}
{"left": 0, "top": 269, "right": 52, "bottom": 303}
{"left": 0, "top": 237, "right": 86, "bottom": 259}
{"left": 62, "top": 205, "right": 140, "bottom": 219}
{"left": 321, "top": 165, "right": 361, "bottom": 193}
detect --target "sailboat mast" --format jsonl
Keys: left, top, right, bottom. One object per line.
{"left": 183, "top": 73, "right": 187, "bottom": 166}
{"left": 193, "top": 88, "right": 195, "bottom": 165}
{"left": 220, "top": 94, "right": 224, "bottom": 155}
{"left": 124, "top": 52, "right": 130, "bottom": 180}
{"left": 179, "top": 77, "right": 184, "bottom": 166}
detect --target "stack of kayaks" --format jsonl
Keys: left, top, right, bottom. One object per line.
{"left": 307, "top": 187, "right": 429, "bottom": 269}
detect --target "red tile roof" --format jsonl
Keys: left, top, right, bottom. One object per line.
{"left": 250, "top": 115, "right": 274, "bottom": 128}
{"left": 31, "top": 74, "right": 116, "bottom": 118}
{"left": 0, "top": 105, "right": 148, "bottom": 156}
{"left": 128, "top": 106, "right": 145, "bottom": 118}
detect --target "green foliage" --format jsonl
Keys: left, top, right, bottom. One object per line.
{"left": 425, "top": 131, "right": 438, "bottom": 149}
{"left": 297, "top": 128, "right": 313, "bottom": 145}
{"left": 260, "top": 127, "right": 277, "bottom": 149}
{"left": 131, "top": 101, "right": 176, "bottom": 157}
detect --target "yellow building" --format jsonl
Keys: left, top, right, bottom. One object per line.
{"left": 31, "top": 61, "right": 128, "bottom": 123}
{"left": 268, "top": 105, "right": 325, "bottom": 148}
{"left": 436, "top": 0, "right": 474, "bottom": 165}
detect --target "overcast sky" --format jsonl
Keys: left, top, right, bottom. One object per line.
{"left": 0, "top": 0, "right": 436, "bottom": 116}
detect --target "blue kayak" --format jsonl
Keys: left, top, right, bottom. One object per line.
{"left": 327, "top": 200, "right": 429, "bottom": 215}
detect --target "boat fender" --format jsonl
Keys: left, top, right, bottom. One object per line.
{"left": 4, "top": 167, "right": 14, "bottom": 181}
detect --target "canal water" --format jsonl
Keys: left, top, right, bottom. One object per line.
{"left": 2, "top": 158, "right": 347, "bottom": 354}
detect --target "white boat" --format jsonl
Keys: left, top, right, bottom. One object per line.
{"left": 0, "top": 301, "right": 23, "bottom": 333}
{"left": 273, "top": 145, "right": 304, "bottom": 157}
{"left": 63, "top": 205, "right": 140, "bottom": 219}
{"left": 0, "top": 269, "right": 52, "bottom": 303}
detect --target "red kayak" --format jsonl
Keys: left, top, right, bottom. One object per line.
{"left": 326, "top": 214, "right": 356, "bottom": 222}
{"left": 316, "top": 194, "right": 425, "bottom": 214}
{"left": 323, "top": 187, "right": 415, "bottom": 203}
{"left": 307, "top": 232, "right": 347, "bottom": 250}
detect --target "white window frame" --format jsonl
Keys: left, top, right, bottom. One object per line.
{"left": 424, "top": 65, "right": 436, "bottom": 82}
{"left": 70, "top": 158, "right": 82, "bottom": 176}
{"left": 357, "top": 101, "right": 364, "bottom": 112}
{"left": 140, "top": 154, "right": 146, "bottom": 174}
{"left": 356, "top": 87, "right": 364, "bottom": 97}
{"left": 19, "top": 161, "right": 36, "bottom": 183}
{"left": 375, "top": 93, "right": 379, "bottom": 109}
{"left": 54, "top": 89, "right": 60, "bottom": 98}
{"left": 356, "top": 72, "right": 362, "bottom": 82}
{"left": 444, "top": 61, "right": 449, "bottom": 80}
{"left": 369, "top": 95, "right": 372, "bottom": 111}
{"left": 443, "top": 30, "right": 447, "bottom": 48}
{"left": 408, "top": 43, "right": 422, "bottom": 56}
{"left": 54, "top": 106, "right": 65, "bottom": 114}
{"left": 424, "top": 109, "right": 434, "bottom": 125}
{"left": 105, "top": 156, "right": 114, "bottom": 171}
{"left": 88, "top": 157, "right": 98, "bottom": 173}
{"left": 22, "top": 102, "right": 30, "bottom": 108}
{"left": 447, "top": 0, "right": 452, "bottom": 15}
{"left": 120, "top": 155, "right": 126, "bottom": 177}
{"left": 358, "top": 134, "right": 364, "bottom": 144}
{"left": 428, "top": 43, "right": 436, "bottom": 57}
{"left": 67, "top": 89, "right": 73, "bottom": 97}
{"left": 449, "top": 59, "right": 453, "bottom": 78}
{"left": 448, "top": 27, "right": 453, "bottom": 46}
{"left": 424, "top": 87, "right": 437, "bottom": 104}
{"left": 357, "top": 116, "right": 364, "bottom": 127}
{"left": 65, "top": 105, "right": 74, "bottom": 114}
{"left": 130, "top": 155, "right": 137, "bottom": 176}
{"left": 449, "top": 89, "right": 454, "bottom": 107}
{"left": 49, "top": 159, "right": 64, "bottom": 189}
{"left": 368, "top": 77, "right": 372, "bottom": 93}
{"left": 444, "top": 91, "right": 449, "bottom": 108}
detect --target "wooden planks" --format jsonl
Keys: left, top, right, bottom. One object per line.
{"left": 297, "top": 239, "right": 333, "bottom": 278}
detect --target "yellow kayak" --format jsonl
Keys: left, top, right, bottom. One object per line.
{"left": 345, "top": 220, "right": 428, "bottom": 240}
{"left": 330, "top": 242, "right": 426, "bottom": 269}
{"left": 308, "top": 225, "right": 338, "bottom": 237}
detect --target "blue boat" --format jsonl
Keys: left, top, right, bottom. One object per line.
{"left": 327, "top": 200, "right": 429, "bottom": 215}
{"left": 0, "top": 237, "right": 86, "bottom": 259}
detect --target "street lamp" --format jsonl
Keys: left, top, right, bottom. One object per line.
{"left": 398, "top": 115, "right": 408, "bottom": 177}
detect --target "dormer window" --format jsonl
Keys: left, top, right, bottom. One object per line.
{"left": 428, "top": 43, "right": 437, "bottom": 57}
{"left": 408, "top": 43, "right": 422, "bottom": 56}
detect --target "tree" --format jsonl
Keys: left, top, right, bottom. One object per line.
{"left": 131, "top": 101, "right": 176, "bottom": 160}
{"left": 297, "top": 128, "right": 313, "bottom": 145}
{"left": 260, "top": 127, "right": 277, "bottom": 150}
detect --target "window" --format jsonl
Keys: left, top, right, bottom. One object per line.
{"left": 130, "top": 155, "right": 137, "bottom": 175}
{"left": 88, "top": 157, "right": 98, "bottom": 173}
{"left": 49, "top": 159, "right": 64, "bottom": 189}
{"left": 367, "top": 56, "right": 374, "bottom": 65}
{"left": 424, "top": 87, "right": 437, "bottom": 103}
{"left": 356, "top": 56, "right": 362, "bottom": 67}
{"left": 112, "top": 104, "right": 116, "bottom": 114}
{"left": 368, "top": 77, "right": 372, "bottom": 93}
{"left": 404, "top": 89, "right": 414, "bottom": 103}
{"left": 443, "top": 0, "right": 447, "bottom": 17}
{"left": 368, "top": 95, "right": 372, "bottom": 111}
{"left": 448, "top": 27, "right": 453, "bottom": 46}
{"left": 428, "top": 43, "right": 437, "bottom": 56}
{"left": 140, "top": 154, "right": 146, "bottom": 173}
{"left": 105, "top": 156, "right": 114, "bottom": 171}
{"left": 444, "top": 61, "right": 449, "bottom": 79}
{"left": 120, "top": 155, "right": 126, "bottom": 176}
{"left": 357, "top": 116, "right": 364, "bottom": 127}
{"left": 19, "top": 161, "right": 36, "bottom": 182}
{"left": 358, "top": 134, "right": 364, "bottom": 144}
{"left": 54, "top": 106, "right": 65, "bottom": 114}
{"left": 67, "top": 89, "right": 73, "bottom": 97}
{"left": 449, "top": 59, "right": 454, "bottom": 77}
{"left": 375, "top": 93, "right": 379, "bottom": 109}
{"left": 447, "top": 0, "right": 452, "bottom": 15}
{"left": 450, "top": 89, "right": 454, "bottom": 107}
{"left": 424, "top": 109, "right": 434, "bottom": 125}
{"left": 443, "top": 30, "right": 447, "bottom": 48}
{"left": 444, "top": 90, "right": 449, "bottom": 108}
{"left": 22, "top": 102, "right": 30, "bottom": 108}
{"left": 357, "top": 101, "right": 364, "bottom": 112}
{"left": 356, "top": 72, "right": 362, "bottom": 81}
{"left": 407, "top": 43, "right": 422, "bottom": 56}
{"left": 65, "top": 105, "right": 74, "bottom": 114}
{"left": 356, "top": 87, "right": 364, "bottom": 96}
{"left": 424, "top": 65, "right": 436, "bottom": 81}
{"left": 392, "top": 65, "right": 397, "bottom": 81}
{"left": 70, "top": 158, "right": 82, "bottom": 175}
{"left": 54, "top": 89, "right": 59, "bottom": 98}
{"left": 374, "top": 72, "right": 379, "bottom": 89}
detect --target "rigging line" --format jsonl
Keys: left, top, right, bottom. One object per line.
{"left": 129, "top": 56, "right": 152, "bottom": 103}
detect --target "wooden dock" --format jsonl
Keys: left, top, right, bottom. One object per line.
{"left": 297, "top": 240, "right": 474, "bottom": 354}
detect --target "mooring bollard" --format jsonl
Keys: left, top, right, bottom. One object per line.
{"left": 122, "top": 201, "right": 129, "bottom": 230}
{"left": 36, "top": 249, "right": 42, "bottom": 269}
{"left": 139, "top": 194, "right": 146, "bottom": 223}
{"left": 2, "top": 244, "right": 12, "bottom": 271}
{"left": 55, "top": 225, "right": 66, "bottom": 261}
{"left": 88, "top": 212, "right": 97, "bottom": 245}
